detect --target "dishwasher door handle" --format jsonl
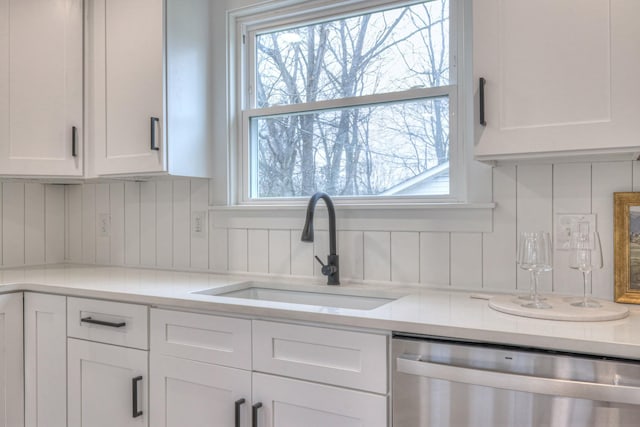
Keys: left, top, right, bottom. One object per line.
{"left": 397, "top": 355, "right": 640, "bottom": 406}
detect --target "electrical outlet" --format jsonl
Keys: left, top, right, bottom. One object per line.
{"left": 556, "top": 213, "right": 596, "bottom": 250}
{"left": 192, "top": 211, "right": 207, "bottom": 237}
{"left": 98, "top": 213, "right": 111, "bottom": 237}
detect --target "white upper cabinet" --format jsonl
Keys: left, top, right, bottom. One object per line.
{"left": 88, "top": 0, "right": 213, "bottom": 178}
{"left": 473, "top": 0, "right": 640, "bottom": 161}
{"left": 0, "top": 0, "right": 83, "bottom": 176}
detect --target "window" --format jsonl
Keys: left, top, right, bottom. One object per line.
{"left": 236, "top": 0, "right": 461, "bottom": 203}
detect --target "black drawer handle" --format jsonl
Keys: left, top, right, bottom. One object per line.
{"left": 235, "top": 398, "right": 246, "bottom": 427}
{"left": 72, "top": 126, "right": 78, "bottom": 157}
{"left": 132, "top": 376, "right": 143, "bottom": 418}
{"left": 252, "top": 402, "right": 262, "bottom": 427}
{"left": 479, "top": 77, "right": 487, "bottom": 126}
{"left": 80, "top": 316, "right": 126, "bottom": 328}
{"left": 150, "top": 117, "right": 160, "bottom": 150}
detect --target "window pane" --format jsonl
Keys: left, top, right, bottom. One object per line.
{"left": 255, "top": 0, "right": 449, "bottom": 108}
{"left": 251, "top": 97, "right": 449, "bottom": 198}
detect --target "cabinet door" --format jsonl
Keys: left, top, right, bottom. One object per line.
{"left": 68, "top": 338, "right": 148, "bottom": 427}
{"left": 0, "top": 0, "right": 82, "bottom": 176}
{"left": 25, "top": 293, "right": 66, "bottom": 427}
{"left": 91, "top": 0, "right": 165, "bottom": 175}
{"left": 150, "top": 354, "right": 251, "bottom": 427}
{"left": 252, "top": 373, "right": 387, "bottom": 427}
{"left": 473, "top": 0, "right": 640, "bottom": 160}
{"left": 0, "top": 293, "right": 23, "bottom": 427}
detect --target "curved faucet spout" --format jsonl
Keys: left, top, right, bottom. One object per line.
{"left": 301, "top": 192, "right": 339, "bottom": 285}
{"left": 301, "top": 192, "right": 336, "bottom": 255}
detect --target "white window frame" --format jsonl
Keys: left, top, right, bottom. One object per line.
{"left": 228, "top": 0, "right": 473, "bottom": 208}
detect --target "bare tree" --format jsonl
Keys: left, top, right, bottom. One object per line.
{"left": 254, "top": 0, "right": 450, "bottom": 197}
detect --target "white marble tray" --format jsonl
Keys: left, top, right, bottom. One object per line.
{"left": 488, "top": 294, "right": 629, "bottom": 321}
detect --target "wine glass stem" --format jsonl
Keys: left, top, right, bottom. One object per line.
{"left": 532, "top": 271, "right": 540, "bottom": 305}
{"left": 582, "top": 271, "right": 591, "bottom": 306}
{"left": 528, "top": 271, "right": 535, "bottom": 300}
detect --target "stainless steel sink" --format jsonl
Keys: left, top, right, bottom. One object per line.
{"left": 193, "top": 282, "right": 396, "bottom": 310}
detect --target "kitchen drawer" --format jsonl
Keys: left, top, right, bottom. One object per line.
{"left": 67, "top": 297, "right": 148, "bottom": 350}
{"left": 151, "top": 308, "right": 251, "bottom": 370}
{"left": 253, "top": 320, "right": 388, "bottom": 393}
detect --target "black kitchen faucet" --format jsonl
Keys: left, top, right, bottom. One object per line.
{"left": 300, "top": 192, "right": 340, "bottom": 285}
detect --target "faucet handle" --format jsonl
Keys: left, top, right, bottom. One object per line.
{"left": 314, "top": 255, "right": 337, "bottom": 276}
{"left": 314, "top": 255, "right": 326, "bottom": 268}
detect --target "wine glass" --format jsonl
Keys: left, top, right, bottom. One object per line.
{"left": 568, "top": 227, "right": 603, "bottom": 308}
{"left": 517, "top": 231, "right": 553, "bottom": 309}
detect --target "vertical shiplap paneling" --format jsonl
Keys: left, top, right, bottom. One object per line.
{"left": 156, "top": 180, "right": 173, "bottom": 268}
{"left": 94, "top": 183, "right": 110, "bottom": 264}
{"left": 592, "top": 161, "right": 633, "bottom": 300}
{"left": 24, "top": 183, "right": 45, "bottom": 265}
{"left": 337, "top": 231, "right": 363, "bottom": 281}
{"left": 124, "top": 182, "right": 141, "bottom": 266}
{"left": 190, "top": 179, "right": 209, "bottom": 270}
{"left": 81, "top": 184, "right": 96, "bottom": 264}
{"left": 420, "top": 232, "right": 450, "bottom": 286}
{"left": 391, "top": 232, "right": 419, "bottom": 283}
{"left": 3, "top": 183, "right": 25, "bottom": 266}
{"left": 210, "top": 225, "right": 228, "bottom": 272}
{"left": 516, "top": 164, "right": 553, "bottom": 292}
{"left": 552, "top": 163, "right": 592, "bottom": 295}
{"left": 139, "top": 181, "right": 156, "bottom": 267}
{"left": 482, "top": 166, "right": 516, "bottom": 291}
{"left": 312, "top": 230, "right": 329, "bottom": 279}
{"left": 248, "top": 229, "right": 269, "bottom": 273}
{"left": 0, "top": 183, "right": 2, "bottom": 265}
{"left": 363, "top": 231, "right": 391, "bottom": 282}
{"left": 450, "top": 233, "right": 482, "bottom": 289}
{"left": 290, "top": 228, "right": 313, "bottom": 277}
{"left": 633, "top": 161, "right": 640, "bottom": 191}
{"left": 269, "top": 229, "right": 290, "bottom": 275}
{"left": 228, "top": 228, "right": 248, "bottom": 272}
{"left": 109, "top": 183, "right": 125, "bottom": 266}
{"left": 65, "top": 185, "right": 83, "bottom": 263}
{"left": 172, "top": 180, "right": 191, "bottom": 269}
{"left": 45, "top": 185, "right": 65, "bottom": 264}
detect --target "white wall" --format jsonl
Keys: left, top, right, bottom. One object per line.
{"left": 0, "top": 182, "right": 65, "bottom": 267}
{"left": 64, "top": 160, "right": 639, "bottom": 301}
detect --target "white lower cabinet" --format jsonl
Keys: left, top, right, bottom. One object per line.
{"left": 68, "top": 339, "right": 148, "bottom": 427}
{"left": 150, "top": 354, "right": 251, "bottom": 427}
{"left": 150, "top": 309, "right": 389, "bottom": 427}
{"left": 0, "top": 293, "right": 23, "bottom": 427}
{"left": 24, "top": 293, "right": 66, "bottom": 427}
{"left": 3, "top": 293, "right": 390, "bottom": 427}
{"left": 252, "top": 373, "right": 387, "bottom": 427}
{"left": 67, "top": 298, "right": 149, "bottom": 427}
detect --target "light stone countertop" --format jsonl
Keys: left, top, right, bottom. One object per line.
{"left": 2, "top": 264, "right": 639, "bottom": 360}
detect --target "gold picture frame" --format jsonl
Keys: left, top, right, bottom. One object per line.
{"left": 614, "top": 192, "right": 640, "bottom": 303}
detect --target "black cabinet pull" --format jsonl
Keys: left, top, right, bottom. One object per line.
{"left": 479, "top": 77, "right": 487, "bottom": 126}
{"left": 235, "top": 398, "right": 246, "bottom": 427}
{"left": 72, "top": 126, "right": 78, "bottom": 157}
{"left": 251, "top": 402, "right": 262, "bottom": 427}
{"left": 150, "top": 117, "right": 160, "bottom": 150}
{"left": 80, "top": 316, "right": 126, "bottom": 328}
{"left": 132, "top": 376, "right": 143, "bottom": 418}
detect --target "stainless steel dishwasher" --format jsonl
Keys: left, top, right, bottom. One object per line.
{"left": 392, "top": 334, "right": 640, "bottom": 427}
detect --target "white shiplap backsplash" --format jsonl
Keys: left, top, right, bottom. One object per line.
{"left": 62, "top": 161, "right": 640, "bottom": 301}
{"left": 0, "top": 182, "right": 65, "bottom": 267}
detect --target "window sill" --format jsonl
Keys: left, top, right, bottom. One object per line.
{"left": 209, "top": 202, "right": 495, "bottom": 233}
